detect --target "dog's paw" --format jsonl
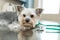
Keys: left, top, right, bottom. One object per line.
{"left": 8, "top": 22, "right": 20, "bottom": 32}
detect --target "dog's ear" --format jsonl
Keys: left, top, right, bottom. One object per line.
{"left": 16, "top": 6, "right": 23, "bottom": 12}
{"left": 9, "top": 3, "right": 12, "bottom": 6}
{"left": 35, "top": 8, "right": 43, "bottom": 16}
{"left": 16, "top": 6, "right": 24, "bottom": 15}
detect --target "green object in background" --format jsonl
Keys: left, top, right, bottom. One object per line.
{"left": 36, "top": 21, "right": 60, "bottom": 27}
{"left": 46, "top": 28, "right": 60, "bottom": 30}
{"left": 35, "top": 21, "right": 60, "bottom": 33}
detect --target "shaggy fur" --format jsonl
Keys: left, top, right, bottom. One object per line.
{"left": 18, "top": 8, "right": 43, "bottom": 40}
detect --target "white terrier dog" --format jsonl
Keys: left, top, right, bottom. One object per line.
{"left": 0, "top": 7, "right": 43, "bottom": 40}
{"left": 17, "top": 8, "right": 43, "bottom": 40}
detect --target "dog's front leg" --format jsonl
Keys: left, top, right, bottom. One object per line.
{"left": 18, "top": 32, "right": 26, "bottom": 40}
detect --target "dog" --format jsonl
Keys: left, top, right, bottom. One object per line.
{"left": 0, "top": 12, "right": 20, "bottom": 32}
{"left": 17, "top": 8, "right": 43, "bottom": 40}
{"left": 0, "top": 7, "right": 43, "bottom": 40}
{"left": 0, "top": 12, "right": 22, "bottom": 40}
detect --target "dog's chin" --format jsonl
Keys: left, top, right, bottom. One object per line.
{"left": 22, "top": 23, "right": 33, "bottom": 30}
{"left": 23, "top": 24, "right": 32, "bottom": 27}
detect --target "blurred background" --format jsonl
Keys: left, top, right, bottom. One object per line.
{"left": 0, "top": 0, "right": 59, "bottom": 23}
{"left": 0, "top": 0, "right": 60, "bottom": 40}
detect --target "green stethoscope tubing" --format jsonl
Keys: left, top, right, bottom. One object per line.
{"left": 36, "top": 21, "right": 60, "bottom": 30}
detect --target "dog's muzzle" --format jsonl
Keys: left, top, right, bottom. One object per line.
{"left": 25, "top": 18, "right": 30, "bottom": 23}
{"left": 22, "top": 22, "right": 33, "bottom": 30}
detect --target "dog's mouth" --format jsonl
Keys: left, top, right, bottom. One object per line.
{"left": 23, "top": 22, "right": 32, "bottom": 25}
{"left": 22, "top": 22, "right": 33, "bottom": 30}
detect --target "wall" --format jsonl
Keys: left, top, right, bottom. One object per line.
{"left": 34, "top": 0, "right": 60, "bottom": 23}
{"left": 40, "top": 14, "right": 60, "bottom": 23}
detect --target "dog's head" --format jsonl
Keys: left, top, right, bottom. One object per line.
{"left": 17, "top": 8, "right": 43, "bottom": 30}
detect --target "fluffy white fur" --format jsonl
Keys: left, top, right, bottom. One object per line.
{"left": 17, "top": 8, "right": 43, "bottom": 40}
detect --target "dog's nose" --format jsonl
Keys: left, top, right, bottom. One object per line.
{"left": 25, "top": 18, "right": 30, "bottom": 23}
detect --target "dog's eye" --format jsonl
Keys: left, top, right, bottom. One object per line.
{"left": 30, "top": 15, "right": 34, "bottom": 18}
{"left": 23, "top": 14, "right": 26, "bottom": 17}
